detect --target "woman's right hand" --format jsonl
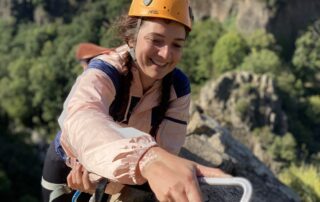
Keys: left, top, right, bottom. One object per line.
{"left": 140, "top": 147, "right": 231, "bottom": 202}
{"left": 67, "top": 163, "right": 97, "bottom": 194}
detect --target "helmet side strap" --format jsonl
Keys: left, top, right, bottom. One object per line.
{"left": 128, "top": 18, "right": 142, "bottom": 62}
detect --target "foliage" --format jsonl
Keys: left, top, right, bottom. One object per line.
{"left": 240, "top": 30, "right": 282, "bottom": 74}
{"left": 240, "top": 49, "right": 281, "bottom": 74}
{"left": 274, "top": 20, "right": 320, "bottom": 153}
{"left": 270, "top": 132, "right": 297, "bottom": 162}
{"left": 275, "top": 71, "right": 312, "bottom": 147}
{"left": 245, "top": 29, "right": 279, "bottom": 52}
{"left": 292, "top": 19, "right": 320, "bottom": 95}
{"left": 0, "top": 170, "right": 11, "bottom": 193}
{"left": 275, "top": 71, "right": 304, "bottom": 99}
{"left": 212, "top": 32, "right": 249, "bottom": 76}
{"left": 0, "top": 0, "right": 319, "bottom": 201}
{"left": 179, "top": 19, "right": 224, "bottom": 84}
{"left": 221, "top": 14, "right": 237, "bottom": 32}
{"left": 0, "top": 132, "right": 42, "bottom": 201}
{"left": 253, "top": 127, "right": 297, "bottom": 164}
{"left": 235, "top": 98, "right": 251, "bottom": 119}
{"left": 0, "top": 0, "right": 132, "bottom": 200}
{"left": 279, "top": 164, "right": 320, "bottom": 202}
{"left": 306, "top": 95, "right": 320, "bottom": 123}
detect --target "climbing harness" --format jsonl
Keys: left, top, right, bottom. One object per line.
{"left": 41, "top": 177, "right": 72, "bottom": 202}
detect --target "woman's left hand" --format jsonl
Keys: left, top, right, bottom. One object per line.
{"left": 140, "top": 147, "right": 231, "bottom": 202}
{"left": 67, "top": 163, "right": 97, "bottom": 194}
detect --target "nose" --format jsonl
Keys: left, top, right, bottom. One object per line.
{"left": 158, "top": 45, "right": 171, "bottom": 60}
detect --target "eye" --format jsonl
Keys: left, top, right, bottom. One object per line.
{"left": 172, "top": 42, "right": 184, "bottom": 49}
{"left": 173, "top": 43, "right": 182, "bottom": 48}
{"left": 150, "top": 38, "right": 163, "bottom": 46}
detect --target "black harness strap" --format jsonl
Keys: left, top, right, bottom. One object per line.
{"left": 95, "top": 178, "right": 110, "bottom": 202}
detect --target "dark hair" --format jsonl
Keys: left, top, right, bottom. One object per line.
{"left": 116, "top": 16, "right": 190, "bottom": 42}
{"left": 110, "top": 16, "right": 175, "bottom": 137}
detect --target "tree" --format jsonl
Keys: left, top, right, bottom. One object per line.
{"left": 239, "top": 49, "right": 281, "bottom": 74}
{"left": 239, "top": 30, "right": 282, "bottom": 75}
{"left": 179, "top": 19, "right": 224, "bottom": 84}
{"left": 212, "top": 31, "right": 249, "bottom": 76}
{"left": 292, "top": 20, "right": 320, "bottom": 95}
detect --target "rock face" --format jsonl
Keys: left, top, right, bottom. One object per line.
{"left": 181, "top": 109, "right": 299, "bottom": 202}
{"left": 178, "top": 71, "right": 300, "bottom": 201}
{"left": 193, "top": 71, "right": 291, "bottom": 173}
{"left": 197, "top": 71, "right": 287, "bottom": 136}
{"left": 190, "top": 0, "right": 271, "bottom": 34}
{"left": 190, "top": 0, "right": 320, "bottom": 56}
{"left": 267, "top": 0, "right": 320, "bottom": 56}
{"left": 0, "top": 0, "right": 12, "bottom": 20}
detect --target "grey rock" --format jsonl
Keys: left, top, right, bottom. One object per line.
{"left": 182, "top": 110, "right": 300, "bottom": 202}
{"left": 190, "top": 0, "right": 320, "bottom": 58}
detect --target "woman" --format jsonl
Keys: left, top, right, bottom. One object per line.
{"left": 41, "top": 0, "right": 229, "bottom": 201}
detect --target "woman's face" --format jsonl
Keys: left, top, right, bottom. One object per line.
{"left": 133, "top": 18, "right": 186, "bottom": 88}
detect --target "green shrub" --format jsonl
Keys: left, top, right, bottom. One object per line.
{"left": 253, "top": 127, "right": 297, "bottom": 163}
{"left": 245, "top": 29, "right": 278, "bottom": 52}
{"left": 292, "top": 19, "right": 320, "bottom": 94}
{"left": 180, "top": 19, "right": 224, "bottom": 84}
{"left": 270, "top": 133, "right": 297, "bottom": 162}
{"left": 240, "top": 30, "right": 282, "bottom": 75}
{"left": 240, "top": 49, "right": 281, "bottom": 74}
{"left": 279, "top": 164, "right": 320, "bottom": 202}
{"left": 212, "top": 32, "right": 249, "bottom": 76}
{"left": 0, "top": 170, "right": 11, "bottom": 193}
{"left": 306, "top": 95, "right": 320, "bottom": 123}
{"left": 235, "top": 98, "right": 251, "bottom": 119}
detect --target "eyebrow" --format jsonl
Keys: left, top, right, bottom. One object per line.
{"left": 148, "top": 32, "right": 186, "bottom": 41}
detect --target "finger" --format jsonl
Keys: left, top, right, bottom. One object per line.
{"left": 67, "top": 172, "right": 74, "bottom": 188}
{"left": 71, "top": 166, "right": 78, "bottom": 187}
{"left": 75, "top": 164, "right": 83, "bottom": 187}
{"left": 82, "top": 170, "right": 91, "bottom": 192}
{"left": 169, "top": 185, "right": 188, "bottom": 202}
{"left": 186, "top": 175, "right": 203, "bottom": 202}
{"left": 195, "top": 164, "right": 231, "bottom": 178}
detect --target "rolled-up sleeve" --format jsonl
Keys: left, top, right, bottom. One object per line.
{"left": 59, "top": 60, "right": 157, "bottom": 185}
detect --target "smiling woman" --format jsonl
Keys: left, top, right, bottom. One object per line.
{"left": 41, "top": 0, "right": 230, "bottom": 202}
{"left": 134, "top": 19, "right": 186, "bottom": 91}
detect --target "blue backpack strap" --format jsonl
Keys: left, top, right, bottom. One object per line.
{"left": 172, "top": 68, "right": 191, "bottom": 98}
{"left": 88, "top": 59, "right": 121, "bottom": 93}
{"left": 88, "top": 59, "right": 121, "bottom": 119}
{"left": 54, "top": 131, "right": 68, "bottom": 161}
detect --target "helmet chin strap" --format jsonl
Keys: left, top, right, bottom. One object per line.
{"left": 128, "top": 18, "right": 142, "bottom": 63}
{"left": 129, "top": 47, "right": 137, "bottom": 62}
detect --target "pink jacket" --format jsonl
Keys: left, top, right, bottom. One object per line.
{"left": 57, "top": 46, "right": 191, "bottom": 190}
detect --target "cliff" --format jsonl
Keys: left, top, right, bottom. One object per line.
{"left": 190, "top": 0, "right": 320, "bottom": 57}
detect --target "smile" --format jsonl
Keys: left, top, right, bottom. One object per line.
{"left": 150, "top": 58, "right": 168, "bottom": 67}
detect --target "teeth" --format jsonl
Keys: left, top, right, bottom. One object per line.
{"left": 151, "top": 59, "right": 167, "bottom": 66}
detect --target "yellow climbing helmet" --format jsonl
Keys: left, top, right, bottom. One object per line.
{"left": 128, "top": 0, "right": 193, "bottom": 30}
